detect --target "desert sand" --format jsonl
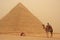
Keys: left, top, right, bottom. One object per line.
{"left": 0, "top": 33, "right": 60, "bottom": 40}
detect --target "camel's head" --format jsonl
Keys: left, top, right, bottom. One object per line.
{"left": 42, "top": 24, "right": 45, "bottom": 29}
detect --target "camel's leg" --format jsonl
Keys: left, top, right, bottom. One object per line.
{"left": 50, "top": 31, "right": 53, "bottom": 37}
{"left": 46, "top": 32, "right": 49, "bottom": 38}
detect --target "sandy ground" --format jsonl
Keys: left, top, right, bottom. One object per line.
{"left": 0, "top": 33, "right": 60, "bottom": 40}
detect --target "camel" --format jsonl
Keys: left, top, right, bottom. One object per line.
{"left": 42, "top": 23, "right": 53, "bottom": 38}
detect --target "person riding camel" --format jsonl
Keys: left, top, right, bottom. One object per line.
{"left": 42, "top": 23, "right": 53, "bottom": 38}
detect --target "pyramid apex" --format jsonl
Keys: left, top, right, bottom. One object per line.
{"left": 16, "top": 2, "right": 24, "bottom": 6}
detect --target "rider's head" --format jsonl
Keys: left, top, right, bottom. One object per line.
{"left": 47, "top": 22, "right": 49, "bottom": 25}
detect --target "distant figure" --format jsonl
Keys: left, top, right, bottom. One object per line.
{"left": 20, "top": 32, "right": 25, "bottom": 36}
{"left": 42, "top": 23, "right": 53, "bottom": 38}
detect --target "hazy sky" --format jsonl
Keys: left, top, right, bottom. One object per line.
{"left": 0, "top": 0, "right": 60, "bottom": 33}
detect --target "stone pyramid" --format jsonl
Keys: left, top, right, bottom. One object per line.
{"left": 0, "top": 3, "right": 44, "bottom": 35}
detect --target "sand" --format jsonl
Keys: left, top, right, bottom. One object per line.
{"left": 0, "top": 33, "right": 60, "bottom": 40}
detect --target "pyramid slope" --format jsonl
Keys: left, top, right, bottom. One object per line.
{"left": 0, "top": 3, "right": 44, "bottom": 34}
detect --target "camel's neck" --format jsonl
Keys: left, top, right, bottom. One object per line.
{"left": 42, "top": 24, "right": 46, "bottom": 29}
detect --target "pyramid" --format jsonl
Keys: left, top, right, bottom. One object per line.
{"left": 0, "top": 3, "right": 44, "bottom": 35}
